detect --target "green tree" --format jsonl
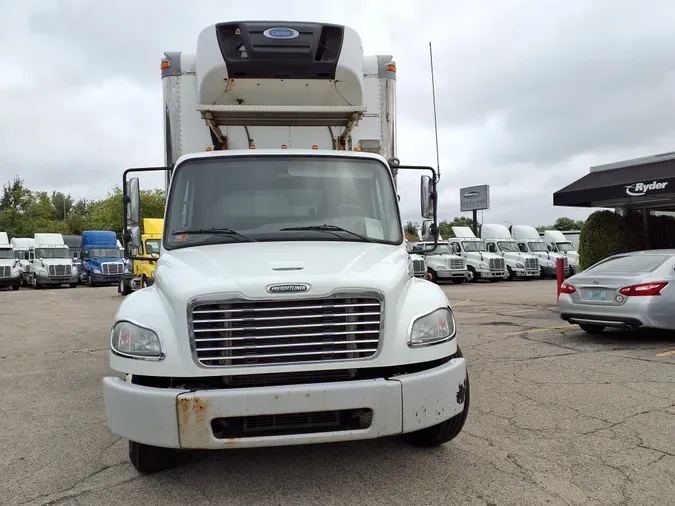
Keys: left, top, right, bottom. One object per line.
{"left": 578, "top": 210, "right": 641, "bottom": 270}
{"left": 404, "top": 220, "right": 419, "bottom": 237}
{"left": 51, "top": 191, "right": 74, "bottom": 221}
{"left": 89, "top": 186, "right": 166, "bottom": 238}
{"left": 553, "top": 217, "right": 585, "bottom": 231}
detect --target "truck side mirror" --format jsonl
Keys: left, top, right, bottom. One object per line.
{"left": 420, "top": 175, "right": 434, "bottom": 220}
{"left": 126, "top": 177, "right": 141, "bottom": 227}
{"left": 128, "top": 226, "right": 142, "bottom": 249}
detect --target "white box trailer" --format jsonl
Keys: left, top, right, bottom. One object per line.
{"left": 29, "top": 233, "right": 79, "bottom": 288}
{"left": 106, "top": 21, "right": 469, "bottom": 474}
{"left": 0, "top": 232, "right": 21, "bottom": 290}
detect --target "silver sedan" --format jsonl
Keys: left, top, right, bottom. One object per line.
{"left": 559, "top": 249, "right": 675, "bottom": 334}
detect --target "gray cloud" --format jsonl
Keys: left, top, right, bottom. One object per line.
{"left": 2, "top": 0, "right": 674, "bottom": 228}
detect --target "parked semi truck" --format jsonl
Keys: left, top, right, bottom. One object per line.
{"left": 540, "top": 229, "right": 580, "bottom": 274}
{"left": 0, "top": 232, "right": 21, "bottom": 290}
{"left": 411, "top": 241, "right": 468, "bottom": 284}
{"left": 10, "top": 237, "right": 33, "bottom": 286}
{"left": 511, "top": 225, "right": 570, "bottom": 279}
{"left": 63, "top": 235, "right": 84, "bottom": 284}
{"left": 28, "top": 233, "right": 78, "bottom": 288}
{"left": 81, "top": 230, "right": 125, "bottom": 286}
{"left": 118, "top": 218, "right": 163, "bottom": 295}
{"left": 480, "top": 223, "right": 540, "bottom": 280}
{"left": 448, "top": 227, "right": 507, "bottom": 282}
{"left": 103, "top": 21, "right": 469, "bottom": 474}
{"left": 405, "top": 241, "right": 429, "bottom": 279}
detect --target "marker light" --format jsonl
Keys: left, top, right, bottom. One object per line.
{"left": 354, "top": 147, "right": 361, "bottom": 151}
{"left": 249, "top": 144, "right": 256, "bottom": 149}
{"left": 281, "top": 144, "right": 288, "bottom": 149}
{"left": 160, "top": 61, "right": 170, "bottom": 70}
{"left": 312, "top": 145, "right": 319, "bottom": 149}
{"left": 387, "top": 64, "right": 396, "bottom": 72}
{"left": 205, "top": 146, "right": 213, "bottom": 151}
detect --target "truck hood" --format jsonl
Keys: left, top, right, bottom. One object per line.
{"left": 465, "top": 251, "right": 501, "bottom": 261}
{"left": 502, "top": 251, "right": 536, "bottom": 262}
{"left": 39, "top": 259, "right": 73, "bottom": 267}
{"left": 152, "top": 241, "right": 411, "bottom": 306}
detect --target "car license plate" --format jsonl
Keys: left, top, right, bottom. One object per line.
{"left": 588, "top": 290, "right": 606, "bottom": 301}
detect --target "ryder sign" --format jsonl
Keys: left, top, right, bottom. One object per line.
{"left": 625, "top": 180, "right": 668, "bottom": 197}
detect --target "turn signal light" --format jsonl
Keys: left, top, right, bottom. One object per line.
{"left": 619, "top": 281, "right": 668, "bottom": 296}
{"left": 160, "top": 60, "right": 170, "bottom": 70}
{"left": 559, "top": 282, "right": 576, "bottom": 294}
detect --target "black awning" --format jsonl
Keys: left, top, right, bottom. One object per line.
{"left": 554, "top": 157, "right": 675, "bottom": 208}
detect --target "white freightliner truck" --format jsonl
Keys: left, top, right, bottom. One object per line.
{"left": 448, "top": 227, "right": 507, "bottom": 282}
{"left": 511, "top": 225, "right": 570, "bottom": 279}
{"left": 11, "top": 237, "right": 34, "bottom": 286}
{"left": 540, "top": 229, "right": 580, "bottom": 274}
{"left": 404, "top": 241, "right": 429, "bottom": 279}
{"left": 411, "top": 241, "right": 468, "bottom": 284}
{"left": 28, "top": 233, "right": 79, "bottom": 288}
{"left": 104, "top": 21, "right": 469, "bottom": 473}
{"left": 479, "top": 223, "right": 540, "bottom": 280}
{"left": 0, "top": 232, "right": 21, "bottom": 290}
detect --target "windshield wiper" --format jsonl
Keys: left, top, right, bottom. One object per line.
{"left": 279, "top": 224, "right": 375, "bottom": 242}
{"left": 171, "top": 228, "right": 256, "bottom": 242}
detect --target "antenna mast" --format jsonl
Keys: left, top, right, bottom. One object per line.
{"left": 429, "top": 42, "right": 441, "bottom": 183}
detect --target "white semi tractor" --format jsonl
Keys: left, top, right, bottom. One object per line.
{"left": 412, "top": 241, "right": 469, "bottom": 284}
{"left": 104, "top": 21, "right": 469, "bottom": 473}
{"left": 0, "top": 232, "right": 21, "bottom": 290}
{"left": 28, "top": 233, "right": 79, "bottom": 288}
{"left": 511, "top": 225, "right": 570, "bottom": 279}
{"left": 448, "top": 227, "right": 507, "bottom": 282}
{"left": 540, "top": 229, "right": 580, "bottom": 274}
{"left": 10, "top": 237, "right": 33, "bottom": 286}
{"left": 480, "top": 223, "right": 540, "bottom": 280}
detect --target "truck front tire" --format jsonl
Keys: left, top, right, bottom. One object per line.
{"left": 129, "top": 441, "right": 178, "bottom": 474}
{"left": 403, "top": 349, "right": 470, "bottom": 448}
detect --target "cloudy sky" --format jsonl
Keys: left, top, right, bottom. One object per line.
{"left": 2, "top": 0, "right": 675, "bottom": 228}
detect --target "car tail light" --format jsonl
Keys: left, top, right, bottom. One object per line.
{"left": 618, "top": 281, "right": 668, "bottom": 296}
{"left": 560, "top": 282, "right": 576, "bottom": 294}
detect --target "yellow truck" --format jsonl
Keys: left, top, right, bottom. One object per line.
{"left": 118, "top": 218, "right": 163, "bottom": 295}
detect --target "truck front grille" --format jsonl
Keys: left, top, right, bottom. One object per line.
{"left": 489, "top": 258, "right": 505, "bottom": 271}
{"left": 450, "top": 258, "right": 465, "bottom": 270}
{"left": 48, "top": 265, "right": 71, "bottom": 277}
{"left": 525, "top": 258, "right": 539, "bottom": 270}
{"left": 412, "top": 259, "right": 426, "bottom": 274}
{"left": 102, "top": 262, "right": 123, "bottom": 275}
{"left": 189, "top": 294, "right": 383, "bottom": 367}
{"left": 0, "top": 266, "right": 10, "bottom": 279}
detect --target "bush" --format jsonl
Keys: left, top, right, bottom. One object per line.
{"left": 578, "top": 210, "right": 642, "bottom": 270}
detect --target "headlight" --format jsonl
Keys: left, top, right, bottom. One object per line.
{"left": 37, "top": 268, "right": 47, "bottom": 275}
{"left": 94, "top": 268, "right": 102, "bottom": 274}
{"left": 72, "top": 267, "right": 78, "bottom": 274}
{"left": 479, "top": 262, "right": 488, "bottom": 269}
{"left": 110, "top": 320, "right": 164, "bottom": 359}
{"left": 545, "top": 261, "right": 554, "bottom": 267}
{"left": 408, "top": 307, "right": 456, "bottom": 347}
{"left": 515, "top": 262, "right": 525, "bottom": 268}
{"left": 11, "top": 269, "right": 20, "bottom": 277}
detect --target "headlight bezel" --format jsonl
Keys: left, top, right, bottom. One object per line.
{"left": 110, "top": 319, "right": 166, "bottom": 361}
{"left": 407, "top": 306, "right": 457, "bottom": 348}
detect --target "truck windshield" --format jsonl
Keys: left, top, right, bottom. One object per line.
{"left": 557, "top": 242, "right": 574, "bottom": 252}
{"left": 144, "top": 240, "right": 161, "bottom": 255}
{"left": 462, "top": 241, "right": 486, "bottom": 252}
{"left": 425, "top": 244, "right": 451, "bottom": 255}
{"left": 35, "top": 247, "right": 69, "bottom": 259}
{"left": 14, "top": 250, "right": 29, "bottom": 260}
{"left": 527, "top": 242, "right": 548, "bottom": 252}
{"left": 497, "top": 241, "right": 520, "bottom": 252}
{"left": 0, "top": 249, "right": 13, "bottom": 259}
{"left": 164, "top": 156, "right": 402, "bottom": 249}
{"left": 90, "top": 248, "right": 122, "bottom": 258}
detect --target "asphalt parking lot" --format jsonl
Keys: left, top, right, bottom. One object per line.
{"left": 1, "top": 280, "right": 675, "bottom": 505}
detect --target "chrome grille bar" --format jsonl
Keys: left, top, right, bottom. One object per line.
{"left": 189, "top": 295, "right": 383, "bottom": 367}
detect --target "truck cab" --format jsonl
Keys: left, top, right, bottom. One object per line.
{"left": 63, "top": 235, "right": 84, "bottom": 284}
{"left": 511, "top": 225, "right": 570, "bottom": 279}
{"left": 411, "top": 241, "right": 468, "bottom": 284}
{"left": 480, "top": 223, "right": 540, "bottom": 280}
{"left": 0, "top": 232, "right": 21, "bottom": 290}
{"left": 81, "top": 230, "right": 125, "bottom": 286}
{"left": 10, "top": 237, "right": 32, "bottom": 286}
{"left": 28, "top": 233, "right": 78, "bottom": 288}
{"left": 541, "top": 229, "right": 580, "bottom": 274}
{"left": 404, "top": 241, "right": 429, "bottom": 279}
{"left": 448, "top": 226, "right": 506, "bottom": 282}
{"left": 103, "top": 21, "right": 469, "bottom": 474}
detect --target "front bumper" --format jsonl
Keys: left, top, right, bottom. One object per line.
{"left": 0, "top": 276, "right": 20, "bottom": 287}
{"left": 89, "top": 272, "right": 123, "bottom": 283}
{"left": 476, "top": 269, "right": 505, "bottom": 279}
{"left": 513, "top": 268, "right": 540, "bottom": 278}
{"left": 103, "top": 357, "right": 468, "bottom": 449}
{"left": 35, "top": 273, "right": 78, "bottom": 285}
{"left": 436, "top": 269, "right": 469, "bottom": 279}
